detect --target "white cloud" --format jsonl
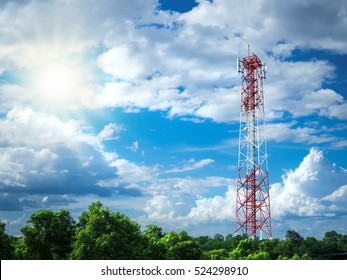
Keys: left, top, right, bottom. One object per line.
{"left": 111, "top": 158, "right": 158, "bottom": 188}
{"left": 180, "top": 117, "right": 205, "bottom": 123}
{"left": 321, "top": 103, "right": 347, "bottom": 120}
{"left": 0, "top": 106, "right": 99, "bottom": 149}
{"left": 97, "top": 76, "right": 198, "bottom": 114}
{"left": 265, "top": 60, "right": 336, "bottom": 116}
{"left": 182, "top": 0, "right": 347, "bottom": 54}
{"left": 142, "top": 185, "right": 235, "bottom": 229}
{"left": 149, "top": 176, "right": 232, "bottom": 196}
{"left": 165, "top": 158, "right": 215, "bottom": 173}
{"left": 98, "top": 123, "right": 125, "bottom": 140}
{"left": 281, "top": 148, "right": 346, "bottom": 198}
{"left": 97, "top": 46, "right": 153, "bottom": 80}
{"left": 277, "top": 87, "right": 346, "bottom": 120}
{"left": 139, "top": 175, "right": 234, "bottom": 230}
{"left": 322, "top": 185, "right": 347, "bottom": 202}
{"left": 0, "top": 0, "right": 345, "bottom": 125}
{"left": 140, "top": 148, "right": 347, "bottom": 235}
{"left": 303, "top": 89, "right": 343, "bottom": 111}
{"left": 41, "top": 195, "right": 77, "bottom": 207}
{"left": 127, "top": 141, "right": 139, "bottom": 153}
{"left": 271, "top": 148, "right": 347, "bottom": 218}
{"left": 0, "top": 84, "right": 32, "bottom": 113}
{"left": 266, "top": 121, "right": 339, "bottom": 146}
{"left": 194, "top": 87, "right": 240, "bottom": 123}
{"left": 144, "top": 194, "right": 191, "bottom": 221}
{"left": 271, "top": 183, "right": 327, "bottom": 218}
{"left": 93, "top": 8, "right": 344, "bottom": 124}
{"left": 108, "top": 156, "right": 231, "bottom": 196}
{"left": 0, "top": 106, "right": 117, "bottom": 197}
{"left": 187, "top": 186, "right": 235, "bottom": 222}
{"left": 0, "top": 0, "right": 157, "bottom": 71}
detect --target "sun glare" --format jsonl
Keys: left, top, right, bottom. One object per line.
{"left": 33, "top": 61, "right": 84, "bottom": 106}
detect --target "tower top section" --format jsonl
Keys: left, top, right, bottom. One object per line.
{"left": 237, "top": 49, "right": 266, "bottom": 79}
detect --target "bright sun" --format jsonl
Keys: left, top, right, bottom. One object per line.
{"left": 33, "top": 61, "right": 84, "bottom": 106}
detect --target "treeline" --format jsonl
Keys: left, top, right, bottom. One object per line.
{"left": 1, "top": 202, "right": 347, "bottom": 260}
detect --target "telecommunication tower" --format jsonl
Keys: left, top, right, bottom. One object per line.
{"left": 235, "top": 47, "right": 272, "bottom": 239}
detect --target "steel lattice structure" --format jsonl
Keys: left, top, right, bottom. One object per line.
{"left": 235, "top": 49, "right": 272, "bottom": 240}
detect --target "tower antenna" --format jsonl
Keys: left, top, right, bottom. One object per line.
{"left": 235, "top": 49, "right": 272, "bottom": 240}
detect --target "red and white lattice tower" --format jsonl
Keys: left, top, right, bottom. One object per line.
{"left": 235, "top": 48, "right": 272, "bottom": 240}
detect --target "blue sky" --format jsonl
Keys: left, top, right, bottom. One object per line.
{"left": 0, "top": 0, "right": 346, "bottom": 239}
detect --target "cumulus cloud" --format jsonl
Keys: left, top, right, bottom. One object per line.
{"left": 92, "top": 0, "right": 346, "bottom": 125}
{"left": 271, "top": 148, "right": 347, "bottom": 218}
{"left": 98, "top": 123, "right": 125, "bottom": 140}
{"left": 0, "top": 106, "right": 118, "bottom": 200}
{"left": 321, "top": 103, "right": 347, "bottom": 120}
{"left": 280, "top": 148, "right": 346, "bottom": 197}
{"left": 97, "top": 46, "right": 155, "bottom": 81}
{"left": 264, "top": 60, "right": 337, "bottom": 117}
{"left": 144, "top": 194, "right": 192, "bottom": 221}
{"left": 182, "top": 0, "right": 347, "bottom": 54}
{"left": 141, "top": 178, "right": 233, "bottom": 230}
{"left": 142, "top": 186, "right": 235, "bottom": 230}
{"left": 140, "top": 148, "right": 347, "bottom": 234}
{"left": 110, "top": 158, "right": 159, "bottom": 189}
{"left": 322, "top": 185, "right": 347, "bottom": 203}
{"left": 187, "top": 186, "right": 235, "bottom": 222}
{"left": 0, "top": 0, "right": 345, "bottom": 126}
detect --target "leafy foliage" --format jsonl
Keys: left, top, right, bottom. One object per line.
{"left": 143, "top": 225, "right": 168, "bottom": 259}
{"left": 71, "top": 202, "right": 146, "bottom": 260}
{"left": 0, "top": 221, "right": 14, "bottom": 259}
{"left": 161, "top": 230, "right": 203, "bottom": 260}
{"left": 1, "top": 204, "right": 347, "bottom": 260}
{"left": 19, "top": 209, "right": 75, "bottom": 259}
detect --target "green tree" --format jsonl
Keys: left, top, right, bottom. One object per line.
{"left": 230, "top": 233, "right": 248, "bottom": 250}
{"left": 20, "top": 209, "right": 76, "bottom": 259}
{"left": 0, "top": 221, "right": 14, "bottom": 259}
{"left": 286, "top": 230, "right": 304, "bottom": 246}
{"left": 13, "top": 237, "right": 27, "bottom": 260}
{"left": 143, "top": 225, "right": 167, "bottom": 259}
{"left": 245, "top": 251, "right": 269, "bottom": 260}
{"left": 321, "top": 231, "right": 344, "bottom": 259}
{"left": 203, "top": 248, "right": 229, "bottom": 260}
{"left": 290, "top": 253, "right": 311, "bottom": 260}
{"left": 161, "top": 230, "right": 202, "bottom": 260}
{"left": 224, "top": 234, "right": 234, "bottom": 250}
{"left": 196, "top": 235, "right": 212, "bottom": 251}
{"left": 274, "top": 239, "right": 294, "bottom": 259}
{"left": 259, "top": 238, "right": 280, "bottom": 260}
{"left": 337, "top": 234, "right": 347, "bottom": 253}
{"left": 71, "top": 202, "right": 146, "bottom": 260}
{"left": 284, "top": 230, "right": 303, "bottom": 256}
{"left": 213, "top": 233, "right": 224, "bottom": 242}
{"left": 298, "top": 236, "right": 322, "bottom": 259}
{"left": 196, "top": 233, "right": 228, "bottom": 251}
{"left": 229, "top": 238, "right": 256, "bottom": 260}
